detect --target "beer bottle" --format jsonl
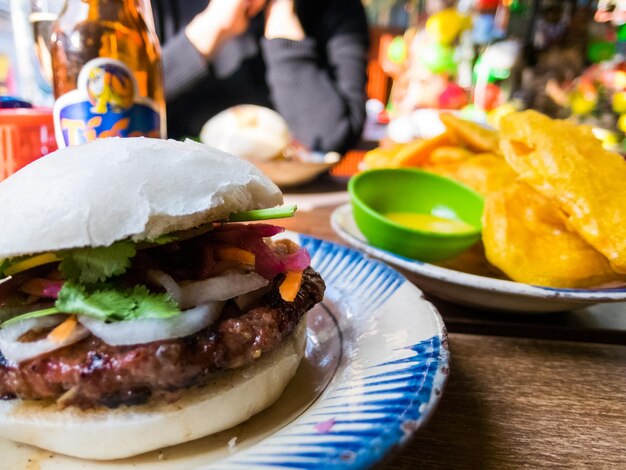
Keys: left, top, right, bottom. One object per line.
{"left": 50, "top": 0, "right": 165, "bottom": 148}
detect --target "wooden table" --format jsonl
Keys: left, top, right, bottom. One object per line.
{"left": 281, "top": 177, "right": 626, "bottom": 470}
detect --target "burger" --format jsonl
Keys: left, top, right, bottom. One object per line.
{"left": 0, "top": 138, "right": 325, "bottom": 459}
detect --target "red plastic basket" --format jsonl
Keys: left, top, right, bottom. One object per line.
{"left": 0, "top": 108, "right": 57, "bottom": 180}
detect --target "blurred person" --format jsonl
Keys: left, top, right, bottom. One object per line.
{"left": 152, "top": 0, "right": 369, "bottom": 153}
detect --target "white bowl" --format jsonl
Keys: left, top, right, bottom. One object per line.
{"left": 254, "top": 151, "right": 340, "bottom": 187}
{"left": 331, "top": 204, "right": 626, "bottom": 313}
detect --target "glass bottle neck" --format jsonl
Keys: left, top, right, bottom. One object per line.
{"left": 60, "top": 0, "right": 143, "bottom": 22}
{"left": 65, "top": 0, "right": 139, "bottom": 10}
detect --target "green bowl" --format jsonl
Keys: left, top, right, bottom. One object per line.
{"left": 348, "top": 168, "right": 484, "bottom": 262}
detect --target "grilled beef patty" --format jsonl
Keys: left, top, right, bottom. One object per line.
{"left": 0, "top": 268, "right": 324, "bottom": 409}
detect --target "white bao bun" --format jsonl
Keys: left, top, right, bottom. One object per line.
{"left": 0, "top": 137, "right": 283, "bottom": 259}
{"left": 200, "top": 105, "right": 291, "bottom": 162}
{"left": 0, "top": 317, "right": 307, "bottom": 460}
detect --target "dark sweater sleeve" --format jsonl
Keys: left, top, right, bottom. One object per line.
{"left": 260, "top": 1, "right": 368, "bottom": 153}
{"left": 162, "top": 31, "right": 211, "bottom": 103}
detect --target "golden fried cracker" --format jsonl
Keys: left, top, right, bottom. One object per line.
{"left": 482, "top": 182, "right": 624, "bottom": 288}
{"left": 429, "top": 146, "right": 475, "bottom": 164}
{"left": 500, "top": 110, "right": 626, "bottom": 273}
{"left": 440, "top": 113, "right": 499, "bottom": 153}
{"left": 394, "top": 132, "right": 452, "bottom": 167}
{"left": 363, "top": 142, "right": 407, "bottom": 169}
{"left": 425, "top": 153, "right": 516, "bottom": 196}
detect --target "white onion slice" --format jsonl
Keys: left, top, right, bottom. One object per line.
{"left": 179, "top": 273, "right": 269, "bottom": 309}
{"left": 235, "top": 285, "right": 272, "bottom": 310}
{"left": 0, "top": 316, "right": 89, "bottom": 365}
{"left": 78, "top": 302, "right": 224, "bottom": 346}
{"left": 147, "top": 269, "right": 182, "bottom": 304}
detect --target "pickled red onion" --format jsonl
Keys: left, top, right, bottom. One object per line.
{"left": 207, "top": 224, "right": 310, "bottom": 279}
{"left": 20, "top": 278, "right": 64, "bottom": 299}
{"left": 242, "top": 237, "right": 310, "bottom": 279}
{"left": 281, "top": 248, "right": 311, "bottom": 272}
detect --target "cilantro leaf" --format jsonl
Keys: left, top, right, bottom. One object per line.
{"left": 0, "top": 283, "right": 180, "bottom": 328}
{"left": 129, "top": 285, "right": 181, "bottom": 319}
{"left": 55, "top": 282, "right": 180, "bottom": 322}
{"left": 56, "top": 283, "right": 133, "bottom": 320}
{"left": 59, "top": 241, "right": 136, "bottom": 284}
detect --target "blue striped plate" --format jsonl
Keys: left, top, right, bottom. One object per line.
{"left": 1, "top": 233, "right": 448, "bottom": 470}
{"left": 207, "top": 233, "right": 449, "bottom": 469}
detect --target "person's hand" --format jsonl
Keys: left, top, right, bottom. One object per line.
{"left": 265, "top": 0, "right": 305, "bottom": 41}
{"left": 186, "top": 0, "right": 266, "bottom": 58}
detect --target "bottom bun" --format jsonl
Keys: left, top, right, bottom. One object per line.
{"left": 0, "top": 317, "right": 307, "bottom": 460}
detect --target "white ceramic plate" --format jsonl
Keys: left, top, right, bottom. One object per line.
{"left": 199, "top": 104, "right": 339, "bottom": 187}
{"left": 1, "top": 233, "right": 449, "bottom": 469}
{"left": 254, "top": 152, "right": 341, "bottom": 188}
{"left": 331, "top": 204, "right": 626, "bottom": 313}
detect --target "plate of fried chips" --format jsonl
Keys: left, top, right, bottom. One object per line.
{"left": 338, "top": 111, "right": 626, "bottom": 312}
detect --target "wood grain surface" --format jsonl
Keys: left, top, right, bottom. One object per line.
{"left": 388, "top": 334, "right": 626, "bottom": 469}
{"left": 281, "top": 187, "right": 626, "bottom": 469}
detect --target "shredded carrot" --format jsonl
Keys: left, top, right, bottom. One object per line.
{"left": 215, "top": 246, "right": 256, "bottom": 265}
{"left": 48, "top": 316, "right": 78, "bottom": 343}
{"left": 279, "top": 270, "right": 304, "bottom": 302}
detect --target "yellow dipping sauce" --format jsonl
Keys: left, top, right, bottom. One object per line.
{"left": 384, "top": 212, "right": 476, "bottom": 234}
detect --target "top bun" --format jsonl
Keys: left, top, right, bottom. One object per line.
{"left": 0, "top": 137, "right": 282, "bottom": 259}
